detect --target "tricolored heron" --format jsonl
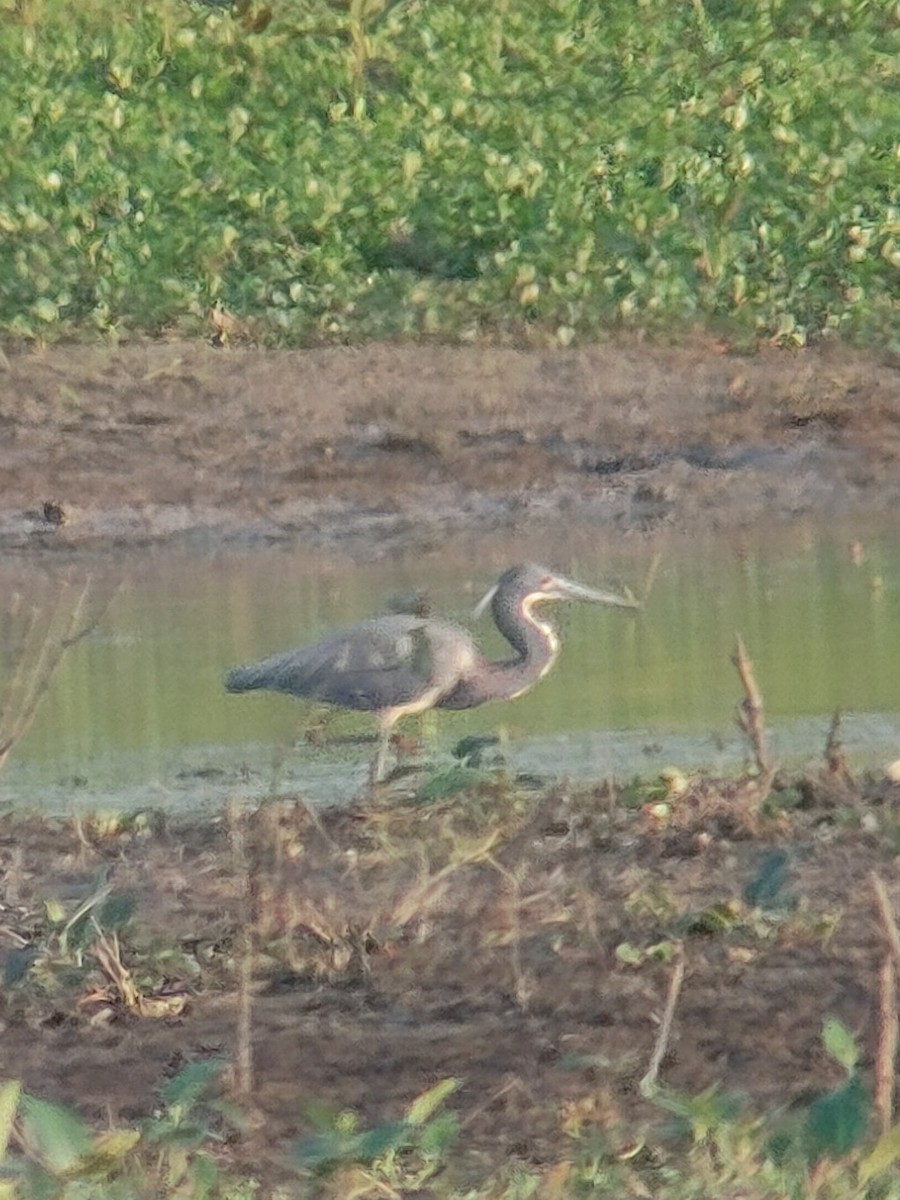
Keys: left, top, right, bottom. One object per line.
{"left": 225, "top": 563, "right": 638, "bottom": 782}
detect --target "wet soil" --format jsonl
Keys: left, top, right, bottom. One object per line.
{"left": 2, "top": 337, "right": 899, "bottom": 1188}
{"left": 2, "top": 337, "right": 900, "bottom": 556}
{"left": 0, "top": 773, "right": 898, "bottom": 1188}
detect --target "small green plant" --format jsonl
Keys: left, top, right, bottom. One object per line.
{"left": 645, "top": 1015, "right": 890, "bottom": 1197}
{"left": 6, "top": 874, "right": 131, "bottom": 993}
{"left": 0, "top": 1060, "right": 240, "bottom": 1199}
{"left": 290, "top": 1077, "right": 460, "bottom": 1188}
{"left": 803, "top": 1017, "right": 869, "bottom": 1164}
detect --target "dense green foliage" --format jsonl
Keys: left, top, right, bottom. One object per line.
{"left": 1, "top": 0, "right": 897, "bottom": 346}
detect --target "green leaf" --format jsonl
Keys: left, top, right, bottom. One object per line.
{"left": 159, "top": 1058, "right": 227, "bottom": 1111}
{"left": 18, "top": 1094, "right": 92, "bottom": 1174}
{"left": 804, "top": 1074, "right": 869, "bottom": 1162}
{"left": 859, "top": 1123, "right": 900, "bottom": 1185}
{"left": 73, "top": 1128, "right": 141, "bottom": 1177}
{"left": 677, "top": 902, "right": 740, "bottom": 936}
{"left": 822, "top": 1016, "right": 858, "bottom": 1074}
{"left": 0, "top": 1080, "right": 21, "bottom": 1160}
{"left": 303, "top": 1100, "right": 341, "bottom": 1133}
{"left": 3, "top": 947, "right": 39, "bottom": 986}
{"left": 31, "top": 298, "right": 58, "bottom": 324}
{"left": 98, "top": 891, "right": 137, "bottom": 931}
{"left": 354, "top": 1121, "right": 408, "bottom": 1161}
{"left": 291, "top": 1129, "right": 349, "bottom": 1169}
{"left": 647, "top": 1082, "right": 740, "bottom": 1134}
{"left": 291, "top": 1120, "right": 407, "bottom": 1170}
{"left": 418, "top": 1110, "right": 459, "bottom": 1157}
{"left": 743, "top": 850, "right": 795, "bottom": 910}
{"left": 405, "top": 1077, "right": 459, "bottom": 1126}
{"left": 451, "top": 734, "right": 500, "bottom": 767}
{"left": 186, "top": 1153, "right": 221, "bottom": 1199}
{"left": 680, "top": 1087, "right": 743, "bottom": 1143}
{"left": 416, "top": 766, "right": 480, "bottom": 803}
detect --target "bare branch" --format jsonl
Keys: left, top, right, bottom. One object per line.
{"left": 0, "top": 572, "right": 119, "bottom": 773}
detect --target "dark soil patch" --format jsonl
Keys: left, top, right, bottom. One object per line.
{"left": 0, "top": 770, "right": 897, "bottom": 1184}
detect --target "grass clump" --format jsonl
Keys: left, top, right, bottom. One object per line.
{"left": 0, "top": 0, "right": 896, "bottom": 347}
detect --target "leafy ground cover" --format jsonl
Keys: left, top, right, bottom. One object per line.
{"left": 1, "top": 742, "right": 900, "bottom": 1197}
{"left": 1, "top": 0, "right": 897, "bottom": 348}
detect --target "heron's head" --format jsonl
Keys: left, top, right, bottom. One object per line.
{"left": 474, "top": 563, "right": 639, "bottom": 619}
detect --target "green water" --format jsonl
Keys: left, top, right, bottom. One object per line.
{"left": 0, "top": 523, "right": 897, "bottom": 808}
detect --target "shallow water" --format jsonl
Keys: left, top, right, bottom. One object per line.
{"left": 0, "top": 520, "right": 897, "bottom": 810}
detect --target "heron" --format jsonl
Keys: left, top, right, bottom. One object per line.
{"left": 225, "top": 563, "right": 638, "bottom": 783}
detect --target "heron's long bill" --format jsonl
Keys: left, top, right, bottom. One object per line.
{"left": 473, "top": 571, "right": 639, "bottom": 617}
{"left": 549, "top": 576, "right": 641, "bottom": 609}
{"left": 472, "top": 583, "right": 499, "bottom": 619}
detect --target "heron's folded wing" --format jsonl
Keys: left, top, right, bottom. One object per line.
{"left": 229, "top": 616, "right": 475, "bottom": 712}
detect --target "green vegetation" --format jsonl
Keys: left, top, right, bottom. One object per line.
{"left": 1, "top": 0, "right": 897, "bottom": 347}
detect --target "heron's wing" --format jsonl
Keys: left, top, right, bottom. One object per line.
{"left": 226, "top": 616, "right": 477, "bottom": 713}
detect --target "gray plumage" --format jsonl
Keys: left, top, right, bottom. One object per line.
{"left": 225, "top": 563, "right": 638, "bottom": 782}
{"left": 226, "top": 614, "right": 471, "bottom": 714}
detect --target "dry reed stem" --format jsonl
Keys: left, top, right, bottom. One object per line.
{"left": 823, "top": 708, "right": 853, "bottom": 783}
{"left": 875, "top": 954, "right": 897, "bottom": 1134}
{"left": 871, "top": 872, "right": 900, "bottom": 972}
{"left": 868, "top": 873, "right": 897, "bottom": 1132}
{"left": 389, "top": 828, "right": 502, "bottom": 928}
{"left": 732, "top": 634, "right": 775, "bottom": 793}
{"left": 229, "top": 798, "right": 254, "bottom": 1100}
{"left": 871, "top": 872, "right": 900, "bottom": 1132}
{"left": 640, "top": 942, "right": 686, "bottom": 1097}
{"left": 91, "top": 929, "right": 141, "bottom": 1011}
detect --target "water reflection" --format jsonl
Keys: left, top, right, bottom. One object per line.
{"left": 0, "top": 523, "right": 897, "bottom": 810}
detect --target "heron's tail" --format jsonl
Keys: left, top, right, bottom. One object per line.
{"left": 225, "top": 662, "right": 268, "bottom": 692}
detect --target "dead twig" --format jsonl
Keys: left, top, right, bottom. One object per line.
{"left": 229, "top": 798, "right": 254, "bottom": 1100}
{"left": 640, "top": 942, "right": 686, "bottom": 1097}
{"left": 875, "top": 954, "right": 897, "bottom": 1134}
{"left": 871, "top": 873, "right": 900, "bottom": 1133}
{"left": 871, "top": 872, "right": 900, "bottom": 972}
{"left": 732, "top": 634, "right": 775, "bottom": 797}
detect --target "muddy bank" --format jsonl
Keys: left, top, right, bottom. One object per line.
{"left": 2, "top": 338, "right": 899, "bottom": 557}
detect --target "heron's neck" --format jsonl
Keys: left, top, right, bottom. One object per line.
{"left": 498, "top": 595, "right": 560, "bottom": 691}
{"left": 441, "top": 599, "right": 560, "bottom": 710}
